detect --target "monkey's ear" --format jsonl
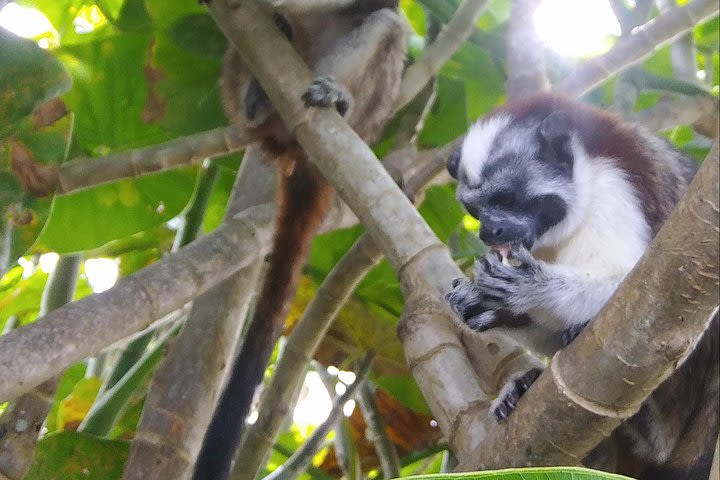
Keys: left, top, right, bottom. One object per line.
{"left": 537, "top": 111, "right": 573, "bottom": 173}
{"left": 447, "top": 147, "right": 461, "bottom": 179}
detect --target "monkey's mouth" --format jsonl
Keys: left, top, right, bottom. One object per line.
{"left": 490, "top": 244, "right": 512, "bottom": 259}
{"left": 489, "top": 241, "right": 529, "bottom": 267}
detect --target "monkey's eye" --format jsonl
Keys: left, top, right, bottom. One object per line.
{"left": 489, "top": 192, "right": 516, "bottom": 208}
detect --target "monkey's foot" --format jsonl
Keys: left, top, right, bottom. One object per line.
{"left": 492, "top": 368, "right": 542, "bottom": 422}
{"left": 302, "top": 76, "right": 351, "bottom": 116}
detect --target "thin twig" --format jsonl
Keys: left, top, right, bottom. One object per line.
{"left": 628, "top": 94, "right": 719, "bottom": 133}
{"left": 55, "top": 127, "right": 246, "bottom": 195}
{"left": 315, "top": 364, "right": 359, "bottom": 480}
{"left": 263, "top": 353, "right": 375, "bottom": 480}
{"left": 557, "top": 0, "right": 719, "bottom": 96}
{"left": 356, "top": 381, "right": 400, "bottom": 479}
{"left": 396, "top": 0, "right": 489, "bottom": 111}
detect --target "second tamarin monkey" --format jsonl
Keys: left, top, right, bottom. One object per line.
{"left": 193, "top": 2, "right": 405, "bottom": 479}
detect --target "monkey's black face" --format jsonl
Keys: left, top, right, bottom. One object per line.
{"left": 448, "top": 111, "right": 574, "bottom": 251}
{"left": 459, "top": 187, "right": 567, "bottom": 251}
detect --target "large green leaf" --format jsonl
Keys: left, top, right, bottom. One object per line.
{"left": 24, "top": 431, "right": 129, "bottom": 480}
{"left": 57, "top": 32, "right": 168, "bottom": 152}
{"left": 403, "top": 468, "right": 633, "bottom": 480}
{"left": 419, "top": 76, "right": 469, "bottom": 146}
{"left": 0, "top": 28, "right": 72, "bottom": 139}
{"left": 36, "top": 167, "right": 196, "bottom": 252}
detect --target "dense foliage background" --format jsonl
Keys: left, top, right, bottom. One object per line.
{"left": 0, "top": 0, "right": 717, "bottom": 478}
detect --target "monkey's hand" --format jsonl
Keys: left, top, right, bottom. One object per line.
{"left": 445, "top": 278, "right": 502, "bottom": 332}
{"left": 302, "top": 76, "right": 352, "bottom": 117}
{"left": 471, "top": 245, "right": 544, "bottom": 315}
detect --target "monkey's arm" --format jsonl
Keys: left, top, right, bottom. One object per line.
{"left": 467, "top": 247, "right": 623, "bottom": 335}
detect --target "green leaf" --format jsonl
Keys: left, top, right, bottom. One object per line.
{"left": 401, "top": 0, "right": 427, "bottom": 37}
{"left": 166, "top": 13, "right": 227, "bottom": 60}
{"left": 402, "top": 467, "right": 634, "bottom": 480}
{"left": 0, "top": 265, "right": 49, "bottom": 325}
{"left": 308, "top": 226, "right": 363, "bottom": 281}
{"left": 24, "top": 431, "right": 129, "bottom": 480}
{"left": 45, "top": 363, "right": 87, "bottom": 433}
{"left": 115, "top": 0, "right": 153, "bottom": 32}
{"left": 202, "top": 161, "right": 241, "bottom": 234}
{"left": 149, "top": 33, "right": 226, "bottom": 135}
{"left": 57, "top": 376, "right": 102, "bottom": 430}
{"left": 36, "top": 168, "right": 196, "bottom": 252}
{"left": 694, "top": 17, "right": 720, "bottom": 54}
{"left": 0, "top": 28, "right": 72, "bottom": 139}
{"left": 418, "top": 185, "right": 466, "bottom": 243}
{"left": 355, "top": 260, "right": 403, "bottom": 317}
{"left": 57, "top": 33, "right": 167, "bottom": 152}
{"left": 419, "top": 76, "right": 468, "bottom": 146}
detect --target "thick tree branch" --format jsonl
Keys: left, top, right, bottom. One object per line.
{"left": 122, "top": 148, "right": 274, "bottom": 480}
{"left": 459, "top": 143, "right": 720, "bottom": 470}
{"left": 229, "top": 140, "right": 453, "bottom": 480}
{"left": 0, "top": 204, "right": 275, "bottom": 403}
{"left": 230, "top": 141, "right": 452, "bottom": 479}
{"left": 506, "top": 0, "right": 549, "bottom": 99}
{"left": 0, "top": 255, "right": 81, "bottom": 480}
{"left": 396, "top": 0, "right": 489, "bottom": 111}
{"left": 206, "top": 0, "right": 538, "bottom": 463}
{"left": 557, "top": 0, "right": 718, "bottom": 96}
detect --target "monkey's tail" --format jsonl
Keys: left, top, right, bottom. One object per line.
{"left": 193, "top": 154, "right": 334, "bottom": 480}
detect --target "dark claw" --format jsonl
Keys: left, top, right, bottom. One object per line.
{"left": 452, "top": 278, "right": 463, "bottom": 288}
{"left": 493, "top": 368, "right": 543, "bottom": 422}
{"left": 335, "top": 98, "right": 350, "bottom": 117}
{"left": 517, "top": 368, "right": 542, "bottom": 394}
{"left": 494, "top": 403, "right": 509, "bottom": 422}
{"left": 561, "top": 322, "right": 589, "bottom": 347}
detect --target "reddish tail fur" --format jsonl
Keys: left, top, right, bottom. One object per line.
{"left": 257, "top": 154, "right": 335, "bottom": 335}
{"left": 194, "top": 154, "right": 333, "bottom": 480}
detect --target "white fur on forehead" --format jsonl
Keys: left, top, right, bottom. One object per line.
{"left": 460, "top": 115, "right": 511, "bottom": 184}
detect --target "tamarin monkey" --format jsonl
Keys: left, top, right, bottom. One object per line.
{"left": 193, "top": 2, "right": 405, "bottom": 479}
{"left": 446, "top": 93, "right": 719, "bottom": 479}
